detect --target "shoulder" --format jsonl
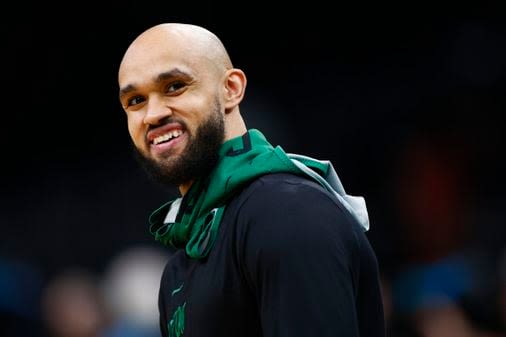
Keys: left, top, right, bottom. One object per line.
{"left": 235, "top": 172, "right": 356, "bottom": 229}
{"left": 226, "top": 174, "right": 375, "bottom": 290}
{"left": 231, "top": 173, "right": 362, "bottom": 257}
{"left": 236, "top": 172, "right": 345, "bottom": 213}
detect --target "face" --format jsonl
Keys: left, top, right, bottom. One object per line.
{"left": 132, "top": 100, "right": 224, "bottom": 187}
{"left": 118, "top": 32, "right": 226, "bottom": 187}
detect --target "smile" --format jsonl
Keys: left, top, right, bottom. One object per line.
{"left": 152, "top": 129, "right": 184, "bottom": 145}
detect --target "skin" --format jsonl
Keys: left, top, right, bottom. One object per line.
{"left": 118, "top": 23, "right": 247, "bottom": 195}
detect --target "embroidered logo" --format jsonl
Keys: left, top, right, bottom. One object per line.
{"left": 168, "top": 283, "right": 185, "bottom": 337}
{"left": 171, "top": 283, "right": 184, "bottom": 296}
{"left": 168, "top": 302, "right": 186, "bottom": 337}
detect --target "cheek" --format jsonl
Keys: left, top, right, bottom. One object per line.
{"left": 127, "top": 117, "right": 145, "bottom": 148}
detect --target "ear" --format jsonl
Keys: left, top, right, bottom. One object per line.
{"left": 223, "top": 68, "right": 247, "bottom": 113}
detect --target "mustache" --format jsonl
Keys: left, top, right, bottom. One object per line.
{"left": 147, "top": 117, "right": 187, "bottom": 131}
{"left": 145, "top": 117, "right": 189, "bottom": 144}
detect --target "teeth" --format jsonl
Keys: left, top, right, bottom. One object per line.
{"left": 153, "top": 130, "right": 183, "bottom": 145}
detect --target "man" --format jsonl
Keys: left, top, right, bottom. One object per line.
{"left": 118, "top": 23, "right": 385, "bottom": 337}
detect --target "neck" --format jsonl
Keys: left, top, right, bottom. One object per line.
{"left": 223, "top": 108, "right": 247, "bottom": 142}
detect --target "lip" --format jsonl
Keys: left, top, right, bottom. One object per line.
{"left": 149, "top": 129, "right": 187, "bottom": 157}
{"left": 147, "top": 123, "right": 184, "bottom": 144}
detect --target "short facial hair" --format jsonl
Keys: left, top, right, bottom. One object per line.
{"left": 132, "top": 100, "right": 225, "bottom": 188}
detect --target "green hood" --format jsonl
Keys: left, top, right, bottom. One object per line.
{"left": 149, "top": 129, "right": 369, "bottom": 259}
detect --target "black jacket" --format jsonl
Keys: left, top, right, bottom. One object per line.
{"left": 158, "top": 173, "right": 385, "bottom": 337}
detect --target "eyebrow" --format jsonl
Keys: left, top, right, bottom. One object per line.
{"left": 119, "top": 68, "right": 193, "bottom": 99}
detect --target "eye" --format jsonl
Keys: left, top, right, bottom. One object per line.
{"left": 126, "top": 95, "right": 145, "bottom": 107}
{"left": 166, "top": 81, "right": 186, "bottom": 93}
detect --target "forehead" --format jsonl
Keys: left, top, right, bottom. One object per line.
{"left": 120, "top": 54, "right": 192, "bottom": 88}
{"left": 118, "top": 36, "right": 197, "bottom": 84}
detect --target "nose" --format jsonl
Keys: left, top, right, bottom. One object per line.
{"left": 143, "top": 95, "right": 172, "bottom": 126}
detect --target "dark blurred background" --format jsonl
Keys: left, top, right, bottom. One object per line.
{"left": 2, "top": 2, "right": 505, "bottom": 337}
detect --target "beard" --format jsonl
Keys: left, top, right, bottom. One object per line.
{"left": 132, "top": 100, "right": 225, "bottom": 188}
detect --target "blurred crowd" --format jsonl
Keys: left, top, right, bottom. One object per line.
{"left": 378, "top": 130, "right": 506, "bottom": 337}
{"left": 1, "top": 245, "right": 169, "bottom": 337}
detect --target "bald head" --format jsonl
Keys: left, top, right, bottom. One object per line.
{"left": 119, "top": 23, "right": 232, "bottom": 81}
{"left": 118, "top": 23, "right": 248, "bottom": 175}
